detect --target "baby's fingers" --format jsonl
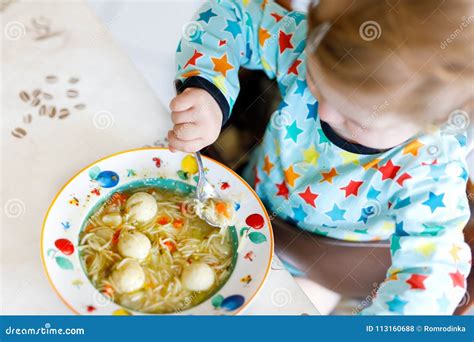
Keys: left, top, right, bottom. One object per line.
{"left": 171, "top": 108, "right": 197, "bottom": 125}
{"left": 167, "top": 130, "right": 204, "bottom": 153}
{"left": 173, "top": 123, "right": 201, "bottom": 141}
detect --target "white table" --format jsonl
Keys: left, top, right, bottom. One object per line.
{"left": 0, "top": 0, "right": 319, "bottom": 315}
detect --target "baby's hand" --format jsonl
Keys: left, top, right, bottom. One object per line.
{"left": 168, "top": 88, "right": 223, "bottom": 153}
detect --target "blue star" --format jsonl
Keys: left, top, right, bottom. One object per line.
{"left": 357, "top": 206, "right": 375, "bottom": 224}
{"left": 306, "top": 101, "right": 318, "bottom": 121}
{"left": 459, "top": 167, "right": 468, "bottom": 181}
{"left": 234, "top": 202, "right": 241, "bottom": 211}
{"left": 292, "top": 205, "right": 307, "bottom": 222}
{"left": 288, "top": 12, "right": 305, "bottom": 25}
{"left": 285, "top": 120, "right": 304, "bottom": 143}
{"left": 367, "top": 186, "right": 381, "bottom": 200}
{"left": 393, "top": 196, "right": 411, "bottom": 209}
{"left": 429, "top": 163, "right": 446, "bottom": 182}
{"left": 391, "top": 236, "right": 402, "bottom": 254}
{"left": 197, "top": 8, "right": 217, "bottom": 23}
{"left": 386, "top": 295, "right": 408, "bottom": 314}
{"left": 224, "top": 19, "right": 241, "bottom": 39}
{"left": 455, "top": 133, "right": 467, "bottom": 147}
{"left": 245, "top": 41, "right": 252, "bottom": 60}
{"left": 437, "top": 293, "right": 450, "bottom": 313}
{"left": 395, "top": 221, "right": 409, "bottom": 236}
{"left": 325, "top": 204, "right": 346, "bottom": 221}
{"left": 278, "top": 100, "right": 289, "bottom": 110}
{"left": 422, "top": 192, "right": 446, "bottom": 213}
{"left": 294, "top": 79, "right": 306, "bottom": 96}
{"left": 176, "top": 40, "right": 182, "bottom": 53}
{"left": 294, "top": 40, "right": 305, "bottom": 54}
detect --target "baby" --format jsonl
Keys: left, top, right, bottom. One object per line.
{"left": 169, "top": 0, "right": 473, "bottom": 314}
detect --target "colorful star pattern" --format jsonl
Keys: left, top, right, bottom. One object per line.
{"left": 176, "top": 0, "right": 470, "bottom": 315}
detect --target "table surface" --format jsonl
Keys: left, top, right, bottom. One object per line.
{"left": 0, "top": 0, "right": 319, "bottom": 315}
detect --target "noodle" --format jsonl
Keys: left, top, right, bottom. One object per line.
{"left": 79, "top": 187, "right": 234, "bottom": 314}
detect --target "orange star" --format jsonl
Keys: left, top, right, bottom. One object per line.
{"left": 320, "top": 168, "right": 338, "bottom": 184}
{"left": 181, "top": 70, "right": 200, "bottom": 78}
{"left": 403, "top": 139, "right": 424, "bottom": 156}
{"left": 284, "top": 165, "right": 300, "bottom": 187}
{"left": 263, "top": 155, "right": 274, "bottom": 175}
{"left": 211, "top": 54, "right": 234, "bottom": 77}
{"left": 363, "top": 158, "right": 381, "bottom": 171}
{"left": 259, "top": 27, "right": 271, "bottom": 47}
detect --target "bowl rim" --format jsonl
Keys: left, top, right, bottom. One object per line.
{"left": 40, "top": 147, "right": 274, "bottom": 315}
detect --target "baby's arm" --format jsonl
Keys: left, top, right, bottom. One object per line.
{"left": 360, "top": 161, "right": 471, "bottom": 315}
{"left": 169, "top": 0, "right": 303, "bottom": 152}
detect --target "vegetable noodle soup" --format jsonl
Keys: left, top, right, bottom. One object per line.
{"left": 79, "top": 185, "right": 235, "bottom": 314}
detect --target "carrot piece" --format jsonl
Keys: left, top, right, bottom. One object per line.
{"left": 164, "top": 241, "right": 176, "bottom": 252}
{"left": 173, "top": 219, "right": 184, "bottom": 229}
{"left": 157, "top": 215, "right": 170, "bottom": 225}
{"left": 112, "top": 228, "right": 122, "bottom": 244}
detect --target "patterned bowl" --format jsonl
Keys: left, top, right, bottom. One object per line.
{"left": 41, "top": 147, "right": 273, "bottom": 315}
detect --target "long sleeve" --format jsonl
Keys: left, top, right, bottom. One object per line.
{"left": 360, "top": 159, "right": 472, "bottom": 315}
{"left": 175, "top": 0, "right": 306, "bottom": 123}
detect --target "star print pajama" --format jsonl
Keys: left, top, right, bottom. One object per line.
{"left": 174, "top": 0, "right": 471, "bottom": 314}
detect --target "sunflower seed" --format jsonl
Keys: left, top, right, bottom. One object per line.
{"left": 74, "top": 103, "right": 86, "bottom": 110}
{"left": 46, "top": 75, "right": 58, "bottom": 83}
{"left": 19, "top": 91, "right": 30, "bottom": 102}
{"left": 66, "top": 89, "right": 79, "bottom": 98}
{"left": 32, "top": 89, "right": 41, "bottom": 97}
{"left": 69, "top": 77, "right": 79, "bottom": 84}
{"left": 11, "top": 128, "right": 27, "bottom": 138}
{"left": 47, "top": 106, "right": 57, "bottom": 118}
{"left": 39, "top": 105, "right": 46, "bottom": 116}
{"left": 58, "top": 108, "right": 70, "bottom": 119}
{"left": 42, "top": 92, "right": 53, "bottom": 100}
{"left": 31, "top": 98, "right": 41, "bottom": 106}
{"left": 23, "top": 114, "right": 32, "bottom": 124}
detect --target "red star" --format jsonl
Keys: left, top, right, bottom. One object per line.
{"left": 406, "top": 274, "right": 428, "bottom": 289}
{"left": 254, "top": 167, "right": 260, "bottom": 187}
{"left": 449, "top": 270, "right": 465, "bottom": 288}
{"left": 218, "top": 39, "right": 226, "bottom": 46}
{"left": 340, "top": 180, "right": 363, "bottom": 197}
{"left": 270, "top": 12, "right": 283, "bottom": 22}
{"left": 378, "top": 160, "right": 400, "bottom": 181}
{"left": 278, "top": 31, "right": 294, "bottom": 53}
{"left": 276, "top": 181, "right": 289, "bottom": 199}
{"left": 184, "top": 49, "right": 203, "bottom": 68}
{"left": 298, "top": 186, "right": 318, "bottom": 207}
{"left": 396, "top": 172, "right": 412, "bottom": 186}
{"left": 288, "top": 59, "right": 301, "bottom": 75}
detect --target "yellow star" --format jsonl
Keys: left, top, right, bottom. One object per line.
{"left": 381, "top": 221, "right": 394, "bottom": 232}
{"left": 320, "top": 168, "right": 338, "bottom": 184}
{"left": 303, "top": 144, "right": 320, "bottom": 165}
{"left": 416, "top": 242, "right": 436, "bottom": 257}
{"left": 259, "top": 27, "right": 271, "bottom": 47}
{"left": 261, "top": 57, "right": 271, "bottom": 72}
{"left": 339, "top": 151, "right": 360, "bottom": 165}
{"left": 212, "top": 75, "right": 227, "bottom": 95}
{"left": 284, "top": 165, "right": 300, "bottom": 187}
{"left": 274, "top": 138, "right": 281, "bottom": 157}
{"left": 211, "top": 54, "right": 234, "bottom": 77}
{"left": 263, "top": 155, "right": 274, "bottom": 175}
{"left": 450, "top": 244, "right": 462, "bottom": 262}
{"left": 343, "top": 232, "right": 361, "bottom": 241}
{"left": 363, "top": 158, "right": 381, "bottom": 170}
{"left": 403, "top": 139, "right": 424, "bottom": 156}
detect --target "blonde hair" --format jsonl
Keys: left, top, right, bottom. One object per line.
{"left": 307, "top": 0, "right": 473, "bottom": 124}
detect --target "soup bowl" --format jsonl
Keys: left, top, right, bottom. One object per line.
{"left": 41, "top": 148, "right": 273, "bottom": 315}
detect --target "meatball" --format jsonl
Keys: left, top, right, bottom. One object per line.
{"left": 117, "top": 231, "right": 151, "bottom": 260}
{"left": 181, "top": 262, "right": 215, "bottom": 292}
{"left": 110, "top": 259, "right": 146, "bottom": 293}
{"left": 125, "top": 192, "right": 158, "bottom": 223}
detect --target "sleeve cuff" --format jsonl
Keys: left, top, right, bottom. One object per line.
{"left": 174, "top": 76, "right": 230, "bottom": 126}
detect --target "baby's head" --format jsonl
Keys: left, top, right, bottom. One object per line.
{"left": 305, "top": 0, "right": 473, "bottom": 149}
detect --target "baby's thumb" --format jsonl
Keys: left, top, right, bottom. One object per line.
{"left": 169, "top": 88, "right": 195, "bottom": 112}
